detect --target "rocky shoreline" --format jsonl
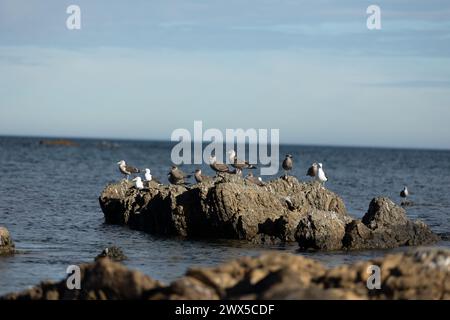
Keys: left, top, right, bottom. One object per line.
{"left": 3, "top": 247, "right": 449, "bottom": 300}
{"left": 0, "top": 227, "right": 15, "bottom": 256}
{"left": 99, "top": 175, "right": 439, "bottom": 250}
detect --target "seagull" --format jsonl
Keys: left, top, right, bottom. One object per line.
{"left": 117, "top": 160, "right": 140, "bottom": 180}
{"left": 168, "top": 166, "right": 191, "bottom": 185}
{"left": 317, "top": 163, "right": 328, "bottom": 185}
{"left": 143, "top": 168, "right": 161, "bottom": 185}
{"left": 282, "top": 154, "right": 293, "bottom": 178}
{"left": 307, "top": 163, "right": 319, "bottom": 178}
{"left": 245, "top": 172, "right": 266, "bottom": 186}
{"left": 209, "top": 155, "right": 231, "bottom": 174}
{"left": 193, "top": 169, "right": 213, "bottom": 183}
{"left": 132, "top": 176, "right": 144, "bottom": 190}
{"left": 400, "top": 186, "right": 409, "bottom": 199}
{"left": 228, "top": 150, "right": 257, "bottom": 175}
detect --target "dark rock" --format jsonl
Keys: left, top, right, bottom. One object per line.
{"left": 2, "top": 258, "right": 161, "bottom": 300}
{"left": 99, "top": 178, "right": 438, "bottom": 250}
{"left": 4, "top": 248, "right": 449, "bottom": 300}
{"left": 95, "top": 246, "right": 127, "bottom": 262}
{"left": 342, "top": 198, "right": 439, "bottom": 250}
{"left": 0, "top": 227, "right": 15, "bottom": 256}
{"left": 295, "top": 210, "right": 349, "bottom": 251}
{"left": 99, "top": 176, "right": 348, "bottom": 244}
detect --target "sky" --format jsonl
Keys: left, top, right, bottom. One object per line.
{"left": 0, "top": 0, "right": 450, "bottom": 149}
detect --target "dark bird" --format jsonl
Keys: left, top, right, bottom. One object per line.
{"left": 307, "top": 163, "right": 319, "bottom": 178}
{"left": 282, "top": 154, "right": 293, "bottom": 178}
{"left": 193, "top": 169, "right": 213, "bottom": 183}
{"left": 168, "top": 166, "right": 191, "bottom": 185}
{"left": 400, "top": 186, "right": 409, "bottom": 199}
{"left": 117, "top": 160, "right": 140, "bottom": 180}
{"left": 245, "top": 172, "right": 266, "bottom": 186}
{"left": 209, "top": 155, "right": 231, "bottom": 174}
{"left": 228, "top": 150, "right": 257, "bottom": 175}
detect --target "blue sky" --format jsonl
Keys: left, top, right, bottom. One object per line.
{"left": 1, "top": 0, "right": 450, "bottom": 148}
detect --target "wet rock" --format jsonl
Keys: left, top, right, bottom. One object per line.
{"left": 99, "top": 178, "right": 438, "bottom": 250}
{"left": 0, "top": 227, "right": 15, "bottom": 256}
{"left": 342, "top": 198, "right": 439, "bottom": 250}
{"left": 4, "top": 248, "right": 449, "bottom": 300}
{"left": 99, "top": 176, "right": 348, "bottom": 244}
{"left": 295, "top": 210, "right": 348, "bottom": 251}
{"left": 95, "top": 246, "right": 127, "bottom": 262}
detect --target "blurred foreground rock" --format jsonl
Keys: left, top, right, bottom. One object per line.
{"left": 3, "top": 248, "right": 449, "bottom": 300}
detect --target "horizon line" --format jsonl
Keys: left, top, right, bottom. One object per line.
{"left": 0, "top": 133, "right": 449, "bottom": 152}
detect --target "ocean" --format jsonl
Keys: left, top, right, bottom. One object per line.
{"left": 0, "top": 136, "right": 449, "bottom": 295}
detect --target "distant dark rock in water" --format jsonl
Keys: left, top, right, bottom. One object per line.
{"left": 0, "top": 227, "right": 15, "bottom": 256}
{"left": 39, "top": 139, "right": 79, "bottom": 147}
{"left": 95, "top": 246, "right": 127, "bottom": 262}
{"left": 3, "top": 248, "right": 450, "bottom": 300}
{"left": 401, "top": 200, "right": 414, "bottom": 207}
{"left": 98, "top": 176, "right": 438, "bottom": 250}
{"left": 97, "top": 141, "right": 120, "bottom": 149}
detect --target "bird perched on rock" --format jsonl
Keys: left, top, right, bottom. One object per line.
{"left": 132, "top": 176, "right": 144, "bottom": 190}
{"left": 307, "top": 163, "right": 319, "bottom": 178}
{"left": 400, "top": 186, "right": 409, "bottom": 199}
{"left": 282, "top": 154, "right": 293, "bottom": 178}
{"left": 193, "top": 169, "right": 213, "bottom": 183}
{"left": 317, "top": 163, "right": 328, "bottom": 185}
{"left": 228, "top": 150, "right": 257, "bottom": 175}
{"left": 117, "top": 160, "right": 140, "bottom": 180}
{"left": 144, "top": 168, "right": 161, "bottom": 185}
{"left": 168, "top": 166, "right": 191, "bottom": 185}
{"left": 245, "top": 172, "right": 266, "bottom": 186}
{"left": 209, "top": 155, "right": 231, "bottom": 174}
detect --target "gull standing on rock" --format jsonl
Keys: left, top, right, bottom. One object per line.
{"left": 282, "top": 154, "right": 293, "bottom": 178}
{"left": 209, "top": 155, "right": 231, "bottom": 174}
{"left": 132, "top": 177, "right": 144, "bottom": 190}
{"left": 144, "top": 168, "right": 161, "bottom": 185}
{"left": 228, "top": 150, "right": 257, "bottom": 175}
{"left": 117, "top": 160, "right": 140, "bottom": 180}
{"left": 317, "top": 163, "right": 328, "bottom": 185}
{"left": 193, "top": 169, "right": 212, "bottom": 183}
{"left": 245, "top": 172, "right": 266, "bottom": 186}
{"left": 307, "top": 163, "right": 318, "bottom": 178}
{"left": 168, "top": 166, "right": 191, "bottom": 185}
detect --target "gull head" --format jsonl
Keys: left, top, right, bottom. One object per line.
{"left": 144, "top": 168, "right": 151, "bottom": 174}
{"left": 209, "top": 155, "right": 217, "bottom": 164}
{"left": 117, "top": 160, "right": 125, "bottom": 166}
{"left": 132, "top": 177, "right": 141, "bottom": 182}
{"left": 195, "top": 169, "right": 202, "bottom": 174}
{"left": 227, "top": 150, "right": 236, "bottom": 158}
{"left": 318, "top": 163, "right": 323, "bottom": 168}
{"left": 285, "top": 154, "right": 293, "bottom": 159}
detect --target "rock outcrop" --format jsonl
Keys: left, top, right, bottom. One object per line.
{"left": 3, "top": 248, "right": 449, "bottom": 300}
{"left": 99, "top": 176, "right": 438, "bottom": 250}
{"left": 95, "top": 246, "right": 127, "bottom": 262}
{"left": 341, "top": 198, "right": 439, "bottom": 250}
{"left": 0, "top": 227, "right": 15, "bottom": 256}
{"left": 99, "top": 176, "right": 347, "bottom": 244}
